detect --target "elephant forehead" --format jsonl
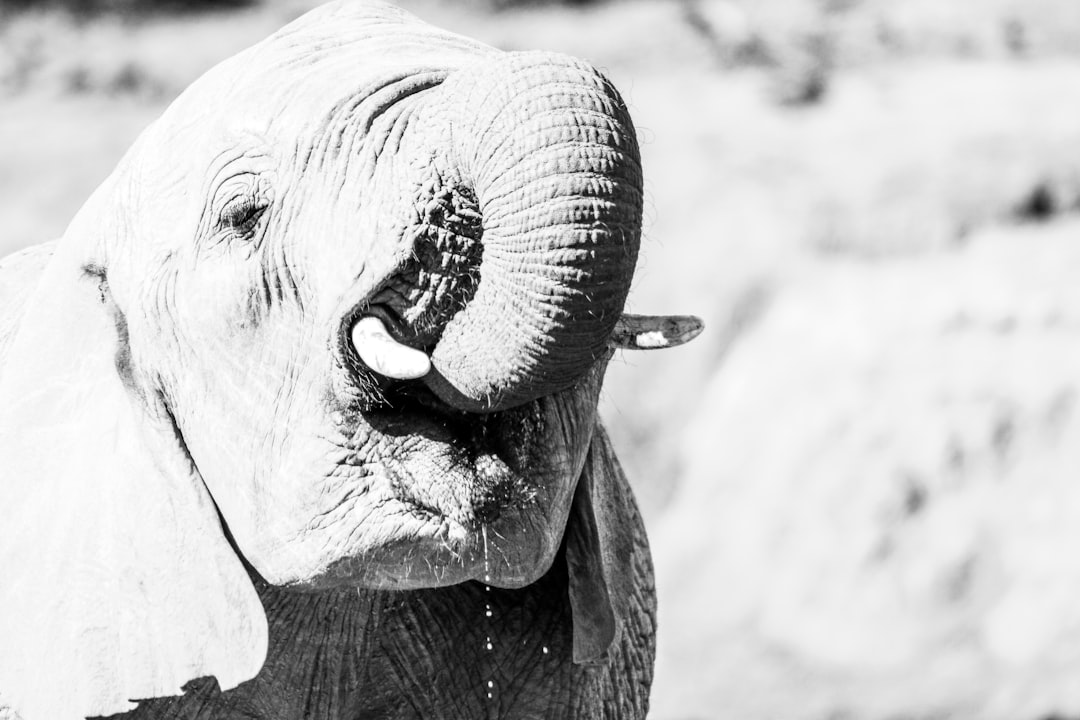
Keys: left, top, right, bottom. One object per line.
{"left": 143, "top": 2, "right": 499, "bottom": 170}
{"left": 175, "top": 2, "right": 490, "bottom": 119}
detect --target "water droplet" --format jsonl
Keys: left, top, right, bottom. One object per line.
{"left": 542, "top": 646, "right": 549, "bottom": 655}
{"left": 486, "top": 641, "right": 493, "bottom": 651}
{"left": 481, "top": 524, "right": 491, "bottom": 580}
{"left": 485, "top": 609, "right": 492, "bottom": 617}
{"left": 487, "top": 680, "right": 494, "bottom": 689}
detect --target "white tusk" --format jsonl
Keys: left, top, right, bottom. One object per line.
{"left": 350, "top": 315, "right": 431, "bottom": 380}
{"left": 609, "top": 314, "right": 704, "bottom": 350}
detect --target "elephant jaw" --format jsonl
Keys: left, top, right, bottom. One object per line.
{"left": 303, "top": 391, "right": 585, "bottom": 592}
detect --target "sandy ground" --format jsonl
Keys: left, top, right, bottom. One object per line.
{"left": 4, "top": 0, "right": 1080, "bottom": 717}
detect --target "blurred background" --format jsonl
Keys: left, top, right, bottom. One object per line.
{"left": 4, "top": 0, "right": 1080, "bottom": 717}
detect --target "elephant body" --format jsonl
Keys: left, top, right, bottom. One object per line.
{"left": 0, "top": 2, "right": 693, "bottom": 718}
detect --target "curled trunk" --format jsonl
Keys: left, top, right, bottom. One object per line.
{"left": 405, "top": 52, "right": 643, "bottom": 412}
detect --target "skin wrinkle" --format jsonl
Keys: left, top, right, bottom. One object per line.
{"left": 310, "top": 71, "right": 446, "bottom": 194}
{"left": 455, "top": 207, "right": 630, "bottom": 367}
{"left": 441, "top": 62, "right": 508, "bottom": 174}
{"left": 481, "top": 178, "right": 629, "bottom": 231}
{"left": 316, "top": 77, "right": 401, "bottom": 167}
{"left": 377, "top": 86, "right": 429, "bottom": 164}
{"left": 263, "top": 353, "right": 299, "bottom": 486}
{"left": 479, "top": 174, "right": 636, "bottom": 227}
{"left": 197, "top": 144, "right": 276, "bottom": 237}
{"left": 332, "top": 498, "right": 383, "bottom": 549}
{"left": 494, "top": 174, "right": 635, "bottom": 211}
{"left": 483, "top": 219, "right": 636, "bottom": 257}
{"left": 491, "top": 241, "right": 629, "bottom": 272}
{"left": 465, "top": 80, "right": 630, "bottom": 180}
{"left": 482, "top": 149, "right": 632, "bottom": 187}
{"left": 485, "top": 165, "right": 638, "bottom": 205}
{"left": 380, "top": 163, "right": 483, "bottom": 342}
{"left": 302, "top": 456, "right": 377, "bottom": 526}
{"left": 293, "top": 438, "right": 433, "bottom": 566}
{"left": 377, "top": 612, "right": 439, "bottom": 717}
{"left": 482, "top": 248, "right": 631, "bottom": 284}
{"left": 475, "top": 115, "right": 630, "bottom": 185}
{"left": 508, "top": 105, "right": 627, "bottom": 136}
{"left": 446, "top": 276, "right": 571, "bottom": 349}
{"left": 305, "top": 471, "right": 358, "bottom": 532}
{"left": 460, "top": 63, "right": 605, "bottom": 147}
{"left": 258, "top": 161, "right": 310, "bottom": 317}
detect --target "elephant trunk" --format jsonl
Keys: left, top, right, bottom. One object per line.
{"left": 416, "top": 52, "right": 642, "bottom": 413}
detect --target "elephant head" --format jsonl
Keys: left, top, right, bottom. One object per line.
{"left": 0, "top": 2, "right": 701, "bottom": 718}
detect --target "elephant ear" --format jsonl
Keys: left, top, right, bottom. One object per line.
{"left": 564, "top": 424, "right": 648, "bottom": 665}
{"left": 0, "top": 206, "right": 268, "bottom": 719}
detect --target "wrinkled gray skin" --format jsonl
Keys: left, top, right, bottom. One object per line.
{"left": 0, "top": 2, "right": 658, "bottom": 718}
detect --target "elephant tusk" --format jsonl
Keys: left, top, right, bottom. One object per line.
{"left": 351, "top": 315, "right": 432, "bottom": 380}
{"left": 609, "top": 314, "right": 704, "bottom": 350}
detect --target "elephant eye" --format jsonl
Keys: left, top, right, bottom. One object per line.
{"left": 219, "top": 195, "right": 269, "bottom": 237}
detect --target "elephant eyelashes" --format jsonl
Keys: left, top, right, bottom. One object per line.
{"left": 218, "top": 195, "right": 269, "bottom": 239}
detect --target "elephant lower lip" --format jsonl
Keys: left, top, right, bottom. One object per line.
{"left": 303, "top": 505, "right": 552, "bottom": 591}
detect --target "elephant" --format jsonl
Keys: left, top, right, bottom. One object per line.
{"left": 0, "top": 2, "right": 702, "bottom": 718}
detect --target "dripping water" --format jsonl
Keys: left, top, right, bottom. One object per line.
{"left": 482, "top": 524, "right": 495, "bottom": 702}
{"left": 482, "top": 523, "right": 491, "bottom": 586}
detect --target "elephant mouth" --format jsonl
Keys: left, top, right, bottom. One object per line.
{"left": 366, "top": 386, "right": 545, "bottom": 526}
{"left": 312, "top": 379, "right": 588, "bottom": 591}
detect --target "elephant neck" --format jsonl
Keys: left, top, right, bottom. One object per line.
{"left": 106, "top": 549, "right": 653, "bottom": 719}
{"left": 256, "top": 557, "right": 583, "bottom": 718}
